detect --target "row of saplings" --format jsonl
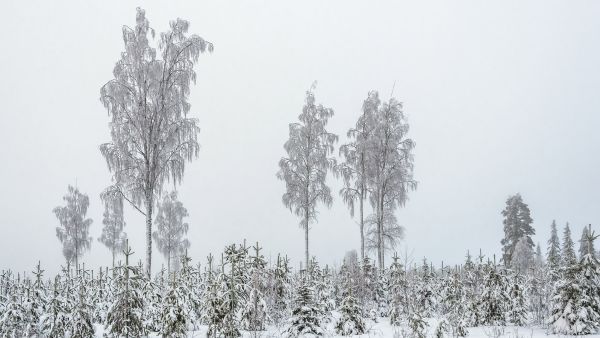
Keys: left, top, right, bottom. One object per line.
{"left": 0, "top": 244, "right": 573, "bottom": 337}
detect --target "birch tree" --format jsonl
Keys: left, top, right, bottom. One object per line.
{"left": 277, "top": 85, "right": 338, "bottom": 270}
{"left": 337, "top": 91, "right": 378, "bottom": 261}
{"left": 53, "top": 185, "right": 93, "bottom": 270}
{"left": 364, "top": 207, "right": 404, "bottom": 256}
{"left": 99, "top": 8, "right": 213, "bottom": 277}
{"left": 366, "top": 93, "right": 416, "bottom": 269}
{"left": 152, "top": 191, "right": 190, "bottom": 273}
{"left": 98, "top": 193, "right": 127, "bottom": 267}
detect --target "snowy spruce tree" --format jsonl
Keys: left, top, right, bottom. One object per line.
{"left": 90, "top": 267, "right": 111, "bottom": 323}
{"left": 548, "top": 224, "right": 599, "bottom": 335}
{"left": 506, "top": 272, "right": 527, "bottom": 326}
{"left": 157, "top": 275, "right": 188, "bottom": 338}
{"left": 416, "top": 258, "right": 436, "bottom": 317}
{"left": 500, "top": 194, "right": 534, "bottom": 266}
{"left": 440, "top": 271, "right": 468, "bottom": 337}
{"left": 546, "top": 220, "right": 561, "bottom": 276}
{"left": 177, "top": 253, "right": 202, "bottom": 327}
{"left": 40, "top": 276, "right": 70, "bottom": 337}
{"left": 241, "top": 242, "right": 269, "bottom": 332}
{"left": 202, "top": 255, "right": 226, "bottom": 338}
{"left": 99, "top": 193, "right": 127, "bottom": 267}
{"left": 478, "top": 263, "right": 509, "bottom": 326}
{"left": 220, "top": 243, "right": 249, "bottom": 337}
{"left": 152, "top": 191, "right": 191, "bottom": 273}
{"left": 277, "top": 84, "right": 338, "bottom": 269}
{"left": 270, "top": 254, "right": 292, "bottom": 327}
{"left": 104, "top": 245, "right": 146, "bottom": 338}
{"left": 561, "top": 223, "right": 577, "bottom": 268}
{"left": 334, "top": 262, "right": 366, "bottom": 336}
{"left": 547, "top": 262, "right": 598, "bottom": 334}
{"left": 141, "top": 267, "right": 164, "bottom": 333}
{"left": 0, "top": 287, "right": 30, "bottom": 337}
{"left": 285, "top": 275, "right": 324, "bottom": 337}
{"left": 388, "top": 254, "right": 408, "bottom": 326}
{"left": 309, "top": 258, "right": 335, "bottom": 317}
{"left": 53, "top": 185, "right": 93, "bottom": 270}
{"left": 359, "top": 257, "right": 379, "bottom": 317}
{"left": 70, "top": 285, "right": 95, "bottom": 338}
{"left": 99, "top": 7, "right": 213, "bottom": 277}
{"left": 408, "top": 309, "right": 428, "bottom": 338}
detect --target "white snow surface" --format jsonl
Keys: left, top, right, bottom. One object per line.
{"left": 93, "top": 317, "right": 600, "bottom": 337}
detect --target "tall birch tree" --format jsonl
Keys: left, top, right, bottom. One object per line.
{"left": 53, "top": 185, "right": 93, "bottom": 270}
{"left": 277, "top": 85, "right": 338, "bottom": 270}
{"left": 366, "top": 93, "right": 416, "bottom": 269}
{"left": 99, "top": 8, "right": 213, "bottom": 277}
{"left": 337, "top": 91, "right": 378, "bottom": 261}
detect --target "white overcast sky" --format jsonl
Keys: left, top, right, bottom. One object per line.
{"left": 1, "top": 0, "right": 599, "bottom": 275}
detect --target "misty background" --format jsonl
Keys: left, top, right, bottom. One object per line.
{"left": 1, "top": 0, "right": 599, "bottom": 275}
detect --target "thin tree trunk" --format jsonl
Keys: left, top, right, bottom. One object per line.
{"left": 145, "top": 193, "right": 153, "bottom": 278}
{"left": 377, "top": 190, "right": 384, "bottom": 270}
{"left": 167, "top": 251, "right": 171, "bottom": 274}
{"left": 305, "top": 208, "right": 309, "bottom": 272}
{"left": 359, "top": 191, "right": 365, "bottom": 262}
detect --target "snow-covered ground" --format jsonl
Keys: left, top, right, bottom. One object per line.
{"left": 93, "top": 318, "right": 600, "bottom": 337}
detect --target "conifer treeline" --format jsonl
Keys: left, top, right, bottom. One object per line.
{"left": 0, "top": 229, "right": 598, "bottom": 337}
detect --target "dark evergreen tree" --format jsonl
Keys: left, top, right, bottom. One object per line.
{"left": 506, "top": 273, "right": 527, "bottom": 326}
{"left": 0, "top": 286, "right": 29, "bottom": 337}
{"left": 241, "top": 242, "right": 269, "bottom": 332}
{"left": 285, "top": 276, "right": 324, "bottom": 337}
{"left": 561, "top": 223, "right": 577, "bottom": 268}
{"left": 270, "top": 255, "right": 292, "bottom": 327}
{"left": 500, "top": 194, "right": 534, "bottom": 265}
{"left": 202, "top": 255, "right": 225, "bottom": 338}
{"left": 220, "top": 243, "right": 248, "bottom": 337}
{"left": 104, "top": 246, "right": 146, "bottom": 338}
{"left": 388, "top": 254, "right": 408, "bottom": 326}
{"left": 546, "top": 220, "right": 561, "bottom": 277}
{"left": 157, "top": 276, "right": 187, "bottom": 338}
{"left": 70, "top": 285, "right": 95, "bottom": 338}
{"left": 335, "top": 262, "right": 366, "bottom": 336}
{"left": 478, "top": 264, "right": 509, "bottom": 326}
{"left": 440, "top": 272, "right": 468, "bottom": 337}
{"left": 40, "top": 277, "right": 69, "bottom": 337}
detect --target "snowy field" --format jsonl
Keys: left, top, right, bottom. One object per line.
{"left": 93, "top": 317, "right": 600, "bottom": 338}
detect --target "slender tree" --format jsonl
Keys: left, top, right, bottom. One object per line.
{"left": 561, "top": 223, "right": 577, "bottom": 268}
{"left": 364, "top": 208, "right": 404, "bottom": 256}
{"left": 579, "top": 224, "right": 596, "bottom": 259}
{"left": 99, "top": 8, "right": 213, "bottom": 277}
{"left": 546, "top": 220, "right": 561, "bottom": 273}
{"left": 99, "top": 193, "right": 127, "bottom": 267}
{"left": 500, "top": 194, "right": 534, "bottom": 265}
{"left": 53, "top": 185, "right": 93, "bottom": 271}
{"left": 366, "top": 93, "right": 416, "bottom": 269}
{"left": 152, "top": 191, "right": 190, "bottom": 273}
{"left": 277, "top": 84, "right": 338, "bottom": 269}
{"left": 337, "top": 91, "right": 378, "bottom": 261}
